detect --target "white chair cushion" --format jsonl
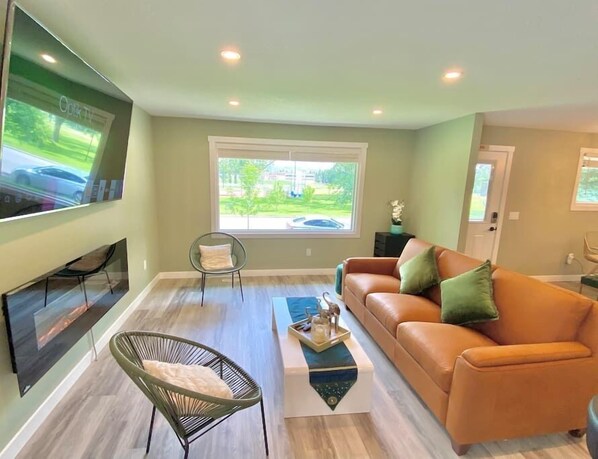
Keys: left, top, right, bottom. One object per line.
{"left": 142, "top": 360, "right": 233, "bottom": 399}
{"left": 199, "top": 244, "right": 234, "bottom": 270}
{"left": 67, "top": 246, "right": 110, "bottom": 271}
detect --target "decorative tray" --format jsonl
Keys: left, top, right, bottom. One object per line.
{"left": 288, "top": 318, "right": 351, "bottom": 353}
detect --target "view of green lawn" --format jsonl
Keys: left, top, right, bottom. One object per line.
{"left": 469, "top": 194, "right": 487, "bottom": 220}
{"left": 3, "top": 99, "right": 99, "bottom": 172}
{"left": 469, "top": 163, "right": 491, "bottom": 221}
{"left": 220, "top": 194, "right": 352, "bottom": 218}
{"left": 222, "top": 191, "right": 486, "bottom": 220}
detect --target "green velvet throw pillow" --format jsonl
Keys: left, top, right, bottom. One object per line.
{"left": 399, "top": 246, "right": 441, "bottom": 295}
{"left": 440, "top": 260, "right": 499, "bottom": 325}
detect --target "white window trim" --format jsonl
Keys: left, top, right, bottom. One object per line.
{"left": 571, "top": 147, "right": 598, "bottom": 211}
{"left": 208, "top": 136, "right": 368, "bottom": 238}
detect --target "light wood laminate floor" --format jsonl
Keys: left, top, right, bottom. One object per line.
{"left": 18, "top": 276, "right": 590, "bottom": 459}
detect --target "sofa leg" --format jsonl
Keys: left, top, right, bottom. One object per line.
{"left": 569, "top": 428, "right": 586, "bottom": 438}
{"left": 451, "top": 439, "right": 471, "bottom": 456}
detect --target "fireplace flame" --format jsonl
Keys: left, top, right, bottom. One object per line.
{"left": 37, "top": 302, "right": 90, "bottom": 349}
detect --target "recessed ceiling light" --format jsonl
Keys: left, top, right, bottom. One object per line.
{"left": 229, "top": 100, "right": 240, "bottom": 106}
{"left": 221, "top": 50, "right": 241, "bottom": 61}
{"left": 372, "top": 109, "right": 383, "bottom": 115}
{"left": 443, "top": 70, "right": 463, "bottom": 80}
{"left": 41, "top": 53, "right": 57, "bottom": 64}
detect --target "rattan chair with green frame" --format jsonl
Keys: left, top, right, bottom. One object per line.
{"left": 189, "top": 232, "right": 247, "bottom": 307}
{"left": 109, "top": 331, "right": 268, "bottom": 458}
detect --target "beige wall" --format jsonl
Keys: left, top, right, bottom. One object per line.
{"left": 481, "top": 125, "right": 598, "bottom": 275}
{"left": 408, "top": 114, "right": 483, "bottom": 250}
{"left": 152, "top": 118, "right": 415, "bottom": 270}
{"left": 0, "top": 106, "right": 160, "bottom": 451}
{"left": 482, "top": 126, "right": 598, "bottom": 275}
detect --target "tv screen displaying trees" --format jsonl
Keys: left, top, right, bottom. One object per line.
{"left": 0, "top": 4, "right": 133, "bottom": 220}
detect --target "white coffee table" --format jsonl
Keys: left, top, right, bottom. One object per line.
{"left": 271, "top": 297, "right": 374, "bottom": 418}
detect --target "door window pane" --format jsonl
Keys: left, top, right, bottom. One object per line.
{"left": 469, "top": 163, "right": 492, "bottom": 221}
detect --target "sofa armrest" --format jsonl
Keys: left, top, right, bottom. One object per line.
{"left": 343, "top": 257, "right": 398, "bottom": 276}
{"left": 462, "top": 342, "right": 591, "bottom": 368}
{"left": 446, "top": 345, "right": 598, "bottom": 445}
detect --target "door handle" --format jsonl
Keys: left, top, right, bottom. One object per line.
{"left": 488, "top": 227, "right": 496, "bottom": 231}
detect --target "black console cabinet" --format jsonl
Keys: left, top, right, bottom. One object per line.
{"left": 373, "top": 232, "right": 415, "bottom": 257}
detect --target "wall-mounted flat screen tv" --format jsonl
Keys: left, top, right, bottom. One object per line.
{"left": 0, "top": 2, "right": 133, "bottom": 221}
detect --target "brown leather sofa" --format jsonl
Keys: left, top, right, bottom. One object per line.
{"left": 343, "top": 238, "right": 598, "bottom": 454}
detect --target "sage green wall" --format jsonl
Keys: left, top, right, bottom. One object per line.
{"left": 152, "top": 118, "right": 415, "bottom": 270}
{"left": 0, "top": 106, "right": 160, "bottom": 452}
{"left": 481, "top": 125, "right": 598, "bottom": 275}
{"left": 408, "top": 114, "right": 483, "bottom": 250}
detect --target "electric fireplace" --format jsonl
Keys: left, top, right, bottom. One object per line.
{"left": 2, "top": 238, "right": 129, "bottom": 396}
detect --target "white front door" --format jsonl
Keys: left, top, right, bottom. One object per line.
{"left": 464, "top": 149, "right": 511, "bottom": 261}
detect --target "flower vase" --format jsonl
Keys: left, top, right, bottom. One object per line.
{"left": 390, "top": 223, "right": 403, "bottom": 235}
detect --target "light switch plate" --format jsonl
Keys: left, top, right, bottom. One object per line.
{"left": 508, "top": 212, "right": 520, "bottom": 220}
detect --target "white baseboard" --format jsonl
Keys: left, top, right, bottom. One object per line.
{"left": 532, "top": 274, "right": 582, "bottom": 282}
{"left": 160, "top": 268, "right": 337, "bottom": 279}
{"left": 245, "top": 268, "right": 336, "bottom": 276}
{"left": 159, "top": 271, "right": 201, "bottom": 279}
{"left": 160, "top": 270, "right": 581, "bottom": 283}
{"left": 0, "top": 274, "right": 160, "bottom": 459}
{"left": 160, "top": 271, "right": 583, "bottom": 282}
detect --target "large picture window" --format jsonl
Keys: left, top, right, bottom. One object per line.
{"left": 208, "top": 136, "right": 367, "bottom": 237}
{"left": 572, "top": 148, "right": 598, "bottom": 211}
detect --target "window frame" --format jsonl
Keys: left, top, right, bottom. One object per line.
{"left": 571, "top": 148, "right": 598, "bottom": 211}
{"left": 208, "top": 136, "right": 368, "bottom": 238}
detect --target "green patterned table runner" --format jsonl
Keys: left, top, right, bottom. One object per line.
{"left": 286, "top": 297, "right": 357, "bottom": 410}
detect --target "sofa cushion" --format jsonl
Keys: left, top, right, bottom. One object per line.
{"left": 423, "top": 249, "right": 497, "bottom": 306}
{"left": 344, "top": 273, "right": 400, "bottom": 304}
{"left": 396, "top": 239, "right": 444, "bottom": 278}
{"left": 397, "top": 322, "right": 497, "bottom": 392}
{"left": 366, "top": 293, "right": 441, "bottom": 335}
{"left": 399, "top": 246, "right": 441, "bottom": 295}
{"left": 440, "top": 260, "right": 499, "bottom": 325}
{"left": 474, "top": 269, "right": 593, "bottom": 345}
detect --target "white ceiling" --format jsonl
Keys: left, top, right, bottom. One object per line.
{"left": 18, "top": 0, "right": 598, "bottom": 132}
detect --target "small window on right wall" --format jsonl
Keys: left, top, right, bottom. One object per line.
{"left": 572, "top": 148, "right": 598, "bottom": 211}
